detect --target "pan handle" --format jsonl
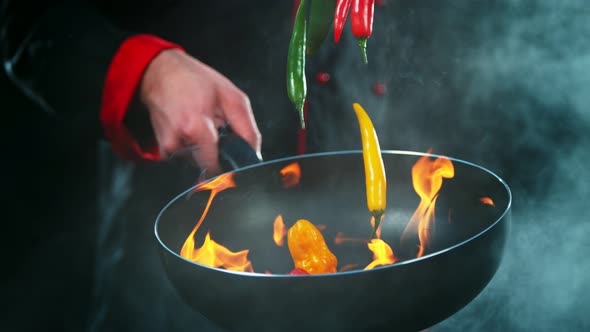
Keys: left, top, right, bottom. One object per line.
{"left": 218, "top": 127, "right": 263, "bottom": 172}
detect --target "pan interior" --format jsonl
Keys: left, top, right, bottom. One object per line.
{"left": 156, "top": 151, "right": 510, "bottom": 274}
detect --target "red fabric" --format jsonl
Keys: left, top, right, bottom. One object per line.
{"left": 100, "top": 34, "right": 184, "bottom": 162}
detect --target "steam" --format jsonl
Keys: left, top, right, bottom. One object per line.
{"left": 308, "top": 0, "right": 590, "bottom": 330}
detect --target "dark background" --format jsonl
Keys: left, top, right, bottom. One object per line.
{"left": 3, "top": 0, "right": 589, "bottom": 331}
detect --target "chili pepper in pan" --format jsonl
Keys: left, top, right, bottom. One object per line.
{"left": 350, "top": 0, "right": 375, "bottom": 64}
{"left": 353, "top": 103, "right": 386, "bottom": 238}
{"left": 287, "top": 0, "right": 308, "bottom": 129}
{"left": 334, "top": 0, "right": 352, "bottom": 43}
{"left": 288, "top": 268, "right": 310, "bottom": 275}
{"left": 288, "top": 219, "right": 338, "bottom": 274}
{"left": 307, "top": 0, "right": 337, "bottom": 55}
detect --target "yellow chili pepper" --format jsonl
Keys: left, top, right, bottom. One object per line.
{"left": 353, "top": 102, "right": 386, "bottom": 238}
{"left": 287, "top": 219, "right": 338, "bottom": 274}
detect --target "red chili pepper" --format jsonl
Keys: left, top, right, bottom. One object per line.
{"left": 372, "top": 82, "right": 386, "bottom": 96}
{"left": 350, "top": 0, "right": 375, "bottom": 64}
{"left": 289, "top": 268, "right": 310, "bottom": 275}
{"left": 296, "top": 101, "right": 308, "bottom": 155}
{"left": 315, "top": 71, "right": 330, "bottom": 85}
{"left": 334, "top": 0, "right": 352, "bottom": 43}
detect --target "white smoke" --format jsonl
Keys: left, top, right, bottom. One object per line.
{"left": 307, "top": 1, "right": 590, "bottom": 330}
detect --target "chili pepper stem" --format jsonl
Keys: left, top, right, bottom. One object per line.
{"left": 370, "top": 212, "right": 383, "bottom": 239}
{"left": 297, "top": 102, "right": 306, "bottom": 129}
{"left": 357, "top": 37, "right": 368, "bottom": 64}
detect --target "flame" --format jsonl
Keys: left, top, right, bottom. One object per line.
{"left": 180, "top": 173, "right": 236, "bottom": 260}
{"left": 316, "top": 224, "right": 327, "bottom": 231}
{"left": 280, "top": 162, "right": 302, "bottom": 188}
{"left": 273, "top": 214, "right": 287, "bottom": 246}
{"left": 265, "top": 270, "right": 272, "bottom": 275}
{"left": 334, "top": 232, "right": 367, "bottom": 245}
{"left": 364, "top": 239, "right": 397, "bottom": 270}
{"left": 370, "top": 216, "right": 382, "bottom": 239}
{"left": 177, "top": 147, "right": 464, "bottom": 274}
{"left": 187, "top": 232, "right": 253, "bottom": 272}
{"left": 480, "top": 197, "right": 495, "bottom": 207}
{"left": 193, "top": 172, "right": 236, "bottom": 193}
{"left": 339, "top": 264, "right": 359, "bottom": 272}
{"left": 401, "top": 152, "right": 455, "bottom": 258}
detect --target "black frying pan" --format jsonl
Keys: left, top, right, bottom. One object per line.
{"left": 155, "top": 134, "right": 511, "bottom": 332}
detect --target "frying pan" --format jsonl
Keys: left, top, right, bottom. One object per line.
{"left": 155, "top": 134, "right": 511, "bottom": 332}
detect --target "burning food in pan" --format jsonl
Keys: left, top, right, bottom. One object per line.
{"left": 178, "top": 102, "right": 493, "bottom": 275}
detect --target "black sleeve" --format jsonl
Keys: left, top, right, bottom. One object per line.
{"left": 2, "top": 0, "right": 136, "bottom": 143}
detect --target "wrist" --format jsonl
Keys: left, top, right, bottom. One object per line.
{"left": 140, "top": 48, "right": 184, "bottom": 108}
{"left": 100, "top": 34, "right": 184, "bottom": 161}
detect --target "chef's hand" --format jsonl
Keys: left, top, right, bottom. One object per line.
{"left": 139, "top": 49, "right": 262, "bottom": 176}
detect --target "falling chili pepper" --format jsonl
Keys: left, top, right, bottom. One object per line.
{"left": 334, "top": 0, "right": 352, "bottom": 43}
{"left": 315, "top": 71, "right": 330, "bottom": 85}
{"left": 372, "top": 82, "right": 386, "bottom": 96}
{"left": 288, "top": 219, "right": 338, "bottom": 274}
{"left": 296, "top": 101, "right": 309, "bottom": 155}
{"left": 287, "top": 0, "right": 308, "bottom": 129}
{"left": 353, "top": 102, "right": 386, "bottom": 238}
{"left": 307, "top": 0, "right": 337, "bottom": 55}
{"left": 350, "top": 0, "right": 375, "bottom": 64}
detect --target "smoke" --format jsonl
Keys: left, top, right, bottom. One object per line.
{"left": 305, "top": 0, "right": 590, "bottom": 330}
{"left": 433, "top": 2, "right": 590, "bottom": 330}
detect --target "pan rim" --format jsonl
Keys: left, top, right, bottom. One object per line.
{"left": 154, "top": 149, "right": 512, "bottom": 278}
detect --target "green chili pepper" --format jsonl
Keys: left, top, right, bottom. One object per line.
{"left": 307, "top": 0, "right": 337, "bottom": 55}
{"left": 287, "top": 0, "right": 308, "bottom": 129}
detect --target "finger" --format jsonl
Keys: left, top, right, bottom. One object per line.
{"left": 160, "top": 136, "right": 184, "bottom": 159}
{"left": 192, "top": 144, "right": 220, "bottom": 178}
{"left": 184, "top": 117, "right": 221, "bottom": 177}
{"left": 217, "top": 87, "right": 262, "bottom": 156}
{"left": 154, "top": 124, "right": 182, "bottom": 160}
{"left": 213, "top": 114, "right": 227, "bottom": 129}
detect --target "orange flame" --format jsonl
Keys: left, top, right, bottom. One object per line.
{"left": 334, "top": 232, "right": 367, "bottom": 245}
{"left": 401, "top": 152, "right": 455, "bottom": 258}
{"left": 316, "top": 224, "right": 327, "bottom": 231}
{"left": 364, "top": 239, "right": 397, "bottom": 270}
{"left": 370, "top": 216, "right": 382, "bottom": 239}
{"left": 339, "top": 264, "right": 360, "bottom": 272}
{"left": 180, "top": 173, "right": 236, "bottom": 260}
{"left": 189, "top": 232, "right": 253, "bottom": 272}
{"left": 273, "top": 214, "right": 287, "bottom": 246}
{"left": 280, "top": 162, "right": 301, "bottom": 188}
{"left": 480, "top": 197, "right": 495, "bottom": 207}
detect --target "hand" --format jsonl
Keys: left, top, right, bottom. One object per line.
{"left": 139, "top": 49, "right": 262, "bottom": 176}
